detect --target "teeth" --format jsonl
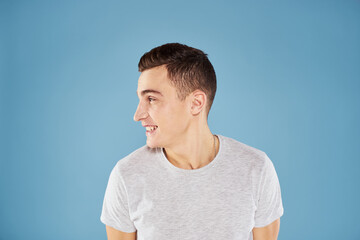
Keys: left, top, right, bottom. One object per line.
{"left": 146, "top": 126, "right": 158, "bottom": 131}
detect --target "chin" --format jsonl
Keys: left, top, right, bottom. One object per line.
{"left": 146, "top": 139, "right": 160, "bottom": 149}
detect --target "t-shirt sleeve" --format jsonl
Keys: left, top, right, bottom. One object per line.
{"left": 254, "top": 154, "right": 284, "bottom": 228}
{"left": 100, "top": 163, "right": 137, "bottom": 233}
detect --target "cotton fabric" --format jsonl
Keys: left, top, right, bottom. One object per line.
{"left": 100, "top": 135, "right": 284, "bottom": 240}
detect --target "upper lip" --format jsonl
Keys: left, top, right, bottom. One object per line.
{"left": 142, "top": 124, "right": 158, "bottom": 127}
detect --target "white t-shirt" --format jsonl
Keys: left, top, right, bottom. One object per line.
{"left": 100, "top": 135, "right": 284, "bottom": 240}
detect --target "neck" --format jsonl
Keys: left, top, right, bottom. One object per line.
{"left": 163, "top": 124, "right": 219, "bottom": 170}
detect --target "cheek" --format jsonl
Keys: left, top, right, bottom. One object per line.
{"left": 166, "top": 104, "right": 190, "bottom": 127}
{"left": 153, "top": 104, "right": 188, "bottom": 127}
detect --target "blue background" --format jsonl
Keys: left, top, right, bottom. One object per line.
{"left": 1, "top": 0, "right": 359, "bottom": 239}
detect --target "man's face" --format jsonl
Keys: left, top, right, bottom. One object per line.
{"left": 134, "top": 65, "right": 191, "bottom": 148}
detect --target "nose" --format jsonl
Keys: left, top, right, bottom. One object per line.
{"left": 133, "top": 102, "right": 148, "bottom": 122}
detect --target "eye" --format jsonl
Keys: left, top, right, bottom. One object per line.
{"left": 148, "top": 96, "right": 155, "bottom": 102}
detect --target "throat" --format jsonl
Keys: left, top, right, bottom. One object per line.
{"left": 163, "top": 135, "right": 219, "bottom": 170}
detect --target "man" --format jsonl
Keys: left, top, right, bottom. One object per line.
{"left": 100, "top": 43, "right": 284, "bottom": 240}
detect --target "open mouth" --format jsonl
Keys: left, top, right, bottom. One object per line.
{"left": 145, "top": 126, "right": 158, "bottom": 136}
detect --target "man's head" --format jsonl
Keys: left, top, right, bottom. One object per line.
{"left": 138, "top": 43, "right": 217, "bottom": 114}
{"left": 134, "top": 43, "right": 217, "bottom": 148}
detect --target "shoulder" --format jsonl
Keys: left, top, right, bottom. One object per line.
{"left": 219, "top": 135, "right": 270, "bottom": 172}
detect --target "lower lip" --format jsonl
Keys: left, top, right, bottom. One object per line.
{"left": 146, "top": 128, "right": 158, "bottom": 137}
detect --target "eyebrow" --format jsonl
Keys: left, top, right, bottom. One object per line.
{"left": 137, "top": 89, "right": 163, "bottom": 97}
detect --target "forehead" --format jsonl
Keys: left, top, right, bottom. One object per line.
{"left": 137, "top": 65, "right": 175, "bottom": 95}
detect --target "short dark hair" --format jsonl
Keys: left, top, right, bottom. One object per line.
{"left": 138, "top": 43, "right": 217, "bottom": 115}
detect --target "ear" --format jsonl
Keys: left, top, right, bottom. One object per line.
{"left": 190, "top": 90, "right": 207, "bottom": 115}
